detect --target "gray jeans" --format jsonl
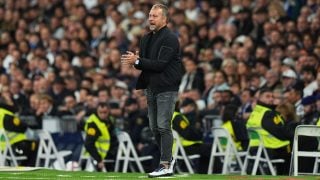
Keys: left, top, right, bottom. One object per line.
{"left": 145, "top": 89, "right": 178, "bottom": 163}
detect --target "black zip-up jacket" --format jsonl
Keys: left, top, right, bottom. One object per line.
{"left": 257, "top": 101, "right": 296, "bottom": 141}
{"left": 84, "top": 114, "right": 118, "bottom": 162}
{"left": 134, "top": 26, "right": 183, "bottom": 94}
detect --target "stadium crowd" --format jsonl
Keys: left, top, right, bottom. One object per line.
{"left": 0, "top": 0, "right": 320, "bottom": 174}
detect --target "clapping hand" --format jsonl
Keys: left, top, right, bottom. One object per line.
{"left": 121, "top": 51, "right": 139, "bottom": 66}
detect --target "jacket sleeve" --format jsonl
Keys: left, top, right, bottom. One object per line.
{"left": 172, "top": 114, "right": 202, "bottom": 141}
{"left": 3, "top": 114, "right": 28, "bottom": 132}
{"left": 84, "top": 122, "right": 102, "bottom": 162}
{"left": 261, "top": 111, "right": 295, "bottom": 140}
{"left": 135, "top": 34, "right": 179, "bottom": 72}
{"left": 106, "top": 119, "right": 119, "bottom": 158}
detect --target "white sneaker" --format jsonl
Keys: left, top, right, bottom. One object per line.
{"left": 148, "top": 164, "right": 173, "bottom": 178}
{"left": 169, "top": 158, "right": 176, "bottom": 172}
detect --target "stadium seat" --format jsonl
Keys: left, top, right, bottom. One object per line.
{"left": 314, "top": 156, "right": 320, "bottom": 174}
{"left": 289, "top": 125, "right": 320, "bottom": 176}
{"left": 0, "top": 129, "right": 27, "bottom": 167}
{"left": 35, "top": 130, "right": 72, "bottom": 170}
{"left": 208, "top": 127, "right": 246, "bottom": 174}
{"left": 202, "top": 115, "right": 222, "bottom": 134}
{"left": 172, "top": 130, "right": 200, "bottom": 174}
{"left": 241, "top": 128, "right": 284, "bottom": 176}
{"left": 114, "top": 131, "right": 152, "bottom": 173}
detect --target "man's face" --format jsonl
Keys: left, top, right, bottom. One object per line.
{"left": 241, "top": 90, "right": 251, "bottom": 103}
{"left": 282, "top": 76, "right": 295, "bottom": 88}
{"left": 148, "top": 7, "right": 167, "bottom": 31}
{"left": 97, "top": 106, "right": 109, "bottom": 120}
{"left": 303, "top": 104, "right": 313, "bottom": 114}
{"left": 259, "top": 92, "right": 274, "bottom": 105}
{"left": 302, "top": 72, "right": 314, "bottom": 84}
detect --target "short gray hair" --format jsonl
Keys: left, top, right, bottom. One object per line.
{"left": 152, "top": 4, "right": 169, "bottom": 20}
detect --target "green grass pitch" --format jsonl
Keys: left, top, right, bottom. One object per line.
{"left": 0, "top": 168, "right": 318, "bottom": 180}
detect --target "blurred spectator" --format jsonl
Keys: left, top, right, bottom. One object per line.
{"left": 58, "top": 94, "right": 83, "bottom": 117}
{"left": 300, "top": 95, "right": 318, "bottom": 125}
{"left": 38, "top": 94, "right": 59, "bottom": 117}
{"left": 221, "top": 58, "right": 238, "bottom": 85}
{"left": 276, "top": 102, "right": 298, "bottom": 124}
{"left": 47, "top": 77, "right": 71, "bottom": 109}
{"left": 237, "top": 61, "right": 251, "bottom": 90}
{"left": 9, "top": 80, "right": 28, "bottom": 113}
{"left": 123, "top": 97, "right": 148, "bottom": 145}
{"left": 263, "top": 69, "right": 282, "bottom": 91}
{"left": 109, "top": 80, "right": 128, "bottom": 104}
{"left": 281, "top": 69, "right": 298, "bottom": 91}
{"left": 273, "top": 88, "right": 284, "bottom": 106}
{"left": 301, "top": 65, "right": 318, "bottom": 97}
{"left": 248, "top": 72, "right": 266, "bottom": 91}
{"left": 239, "top": 88, "right": 255, "bottom": 121}
{"left": 205, "top": 70, "right": 229, "bottom": 107}
{"left": 108, "top": 101, "right": 124, "bottom": 131}
{"left": 179, "top": 54, "right": 205, "bottom": 94}
{"left": 283, "top": 81, "right": 305, "bottom": 119}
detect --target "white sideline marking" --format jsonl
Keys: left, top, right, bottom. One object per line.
{"left": 105, "top": 176, "right": 120, "bottom": 178}
{"left": 137, "top": 174, "right": 189, "bottom": 179}
{"left": 81, "top": 176, "right": 96, "bottom": 178}
{"left": 0, "top": 167, "right": 44, "bottom": 172}
{"left": 175, "top": 174, "right": 190, "bottom": 177}
{"left": 159, "top": 174, "right": 190, "bottom": 178}
{"left": 57, "top": 174, "right": 71, "bottom": 177}
{"left": 158, "top": 177, "right": 175, "bottom": 179}
{"left": 4, "top": 178, "right": 50, "bottom": 179}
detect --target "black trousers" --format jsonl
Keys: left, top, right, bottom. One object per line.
{"left": 266, "top": 146, "right": 291, "bottom": 175}
{"left": 184, "top": 143, "right": 221, "bottom": 174}
{"left": 297, "top": 136, "right": 318, "bottom": 173}
{"left": 12, "top": 140, "right": 38, "bottom": 166}
{"left": 247, "top": 145, "right": 291, "bottom": 175}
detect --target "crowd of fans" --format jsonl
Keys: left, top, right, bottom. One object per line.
{"left": 0, "top": 0, "right": 320, "bottom": 172}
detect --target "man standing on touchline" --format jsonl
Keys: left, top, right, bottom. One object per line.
{"left": 121, "top": 3, "right": 183, "bottom": 178}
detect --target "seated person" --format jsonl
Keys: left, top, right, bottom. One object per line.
{"left": 221, "top": 104, "right": 249, "bottom": 151}
{"left": 83, "top": 102, "right": 118, "bottom": 171}
{"left": 172, "top": 99, "right": 212, "bottom": 174}
{"left": 246, "top": 88, "right": 296, "bottom": 175}
{"left": 0, "top": 89, "right": 40, "bottom": 166}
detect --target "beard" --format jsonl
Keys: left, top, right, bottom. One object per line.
{"left": 149, "top": 25, "right": 156, "bottom": 31}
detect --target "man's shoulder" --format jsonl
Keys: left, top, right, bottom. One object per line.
{"left": 263, "top": 109, "right": 277, "bottom": 119}
{"left": 86, "top": 121, "right": 98, "bottom": 128}
{"left": 162, "top": 28, "right": 178, "bottom": 38}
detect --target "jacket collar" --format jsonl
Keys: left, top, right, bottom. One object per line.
{"left": 148, "top": 25, "right": 167, "bottom": 36}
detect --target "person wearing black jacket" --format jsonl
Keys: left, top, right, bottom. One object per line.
{"left": 172, "top": 100, "right": 212, "bottom": 174}
{"left": 83, "top": 102, "right": 118, "bottom": 171}
{"left": 247, "top": 88, "right": 297, "bottom": 175}
{"left": 121, "top": 3, "right": 183, "bottom": 178}
{"left": 0, "top": 92, "right": 40, "bottom": 167}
